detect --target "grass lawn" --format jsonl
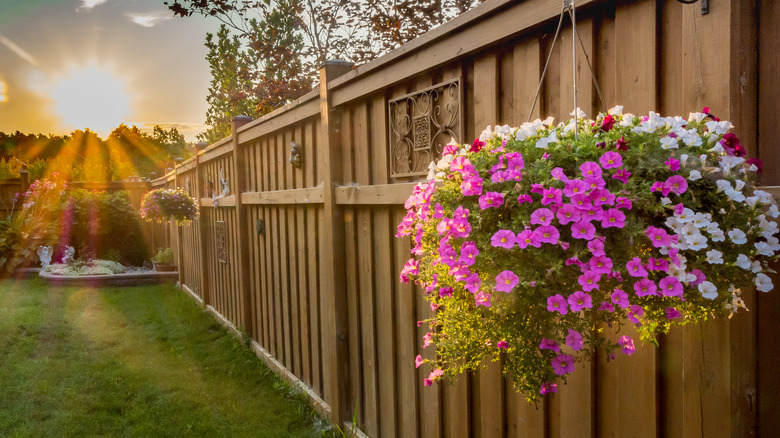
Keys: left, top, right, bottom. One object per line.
{"left": 0, "top": 278, "right": 334, "bottom": 437}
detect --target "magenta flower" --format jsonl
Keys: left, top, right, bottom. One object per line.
{"left": 415, "top": 354, "right": 424, "bottom": 368}
{"left": 611, "top": 289, "right": 629, "bottom": 309}
{"left": 591, "top": 189, "right": 615, "bottom": 207}
{"left": 450, "top": 156, "right": 475, "bottom": 175}
{"left": 634, "top": 278, "right": 658, "bottom": 297}
{"left": 461, "top": 176, "right": 484, "bottom": 196}
{"left": 566, "top": 329, "right": 584, "bottom": 351}
{"left": 626, "top": 257, "right": 648, "bottom": 278}
{"left": 530, "top": 208, "right": 554, "bottom": 226}
{"left": 490, "top": 156, "right": 506, "bottom": 173}
{"left": 571, "top": 220, "right": 596, "bottom": 240}
{"left": 599, "top": 114, "right": 616, "bottom": 132}
{"left": 479, "top": 191, "right": 505, "bottom": 209}
{"left": 599, "top": 301, "right": 615, "bottom": 312}
{"left": 505, "top": 169, "right": 522, "bottom": 181}
{"left": 599, "top": 151, "right": 623, "bottom": 169}
{"left": 497, "top": 340, "right": 509, "bottom": 349}
{"left": 568, "top": 291, "right": 593, "bottom": 311}
{"left": 647, "top": 257, "right": 669, "bottom": 272}
{"left": 578, "top": 271, "right": 602, "bottom": 291}
{"left": 665, "top": 157, "right": 681, "bottom": 171}
{"left": 470, "top": 138, "right": 484, "bottom": 152}
{"left": 673, "top": 203, "right": 685, "bottom": 215}
{"left": 475, "top": 291, "right": 492, "bottom": 307}
{"left": 517, "top": 194, "right": 533, "bottom": 205}
{"left": 490, "top": 171, "right": 509, "bottom": 183}
{"left": 433, "top": 203, "right": 444, "bottom": 219}
{"left": 611, "top": 168, "right": 631, "bottom": 183}
{"left": 589, "top": 256, "right": 613, "bottom": 274}
{"left": 585, "top": 176, "right": 606, "bottom": 191}
{"left": 618, "top": 335, "right": 636, "bottom": 355}
{"left": 423, "top": 332, "right": 433, "bottom": 348}
{"left": 556, "top": 204, "right": 581, "bottom": 224}
{"left": 563, "top": 179, "right": 589, "bottom": 198}
{"left": 396, "top": 210, "right": 415, "bottom": 237}
{"left": 465, "top": 273, "right": 481, "bottom": 294}
{"left": 495, "top": 270, "right": 520, "bottom": 293}
{"left": 516, "top": 229, "right": 542, "bottom": 249}
{"left": 615, "top": 197, "right": 632, "bottom": 210}
{"left": 439, "top": 287, "right": 453, "bottom": 298}
{"left": 664, "top": 175, "right": 688, "bottom": 196}
{"left": 442, "top": 144, "right": 458, "bottom": 156}
{"left": 690, "top": 269, "right": 706, "bottom": 286}
{"left": 506, "top": 153, "right": 524, "bottom": 171}
{"left": 601, "top": 208, "right": 626, "bottom": 229}
{"left": 547, "top": 294, "right": 568, "bottom": 314}
{"left": 627, "top": 305, "right": 644, "bottom": 324}
{"left": 400, "top": 258, "right": 419, "bottom": 283}
{"left": 666, "top": 307, "right": 682, "bottom": 319}
{"left": 659, "top": 276, "right": 684, "bottom": 298}
{"left": 580, "top": 161, "right": 602, "bottom": 179}
{"left": 535, "top": 225, "right": 560, "bottom": 245}
{"left": 459, "top": 241, "right": 479, "bottom": 266}
{"left": 541, "top": 187, "right": 563, "bottom": 206}
{"left": 540, "top": 338, "right": 560, "bottom": 352}
{"left": 571, "top": 194, "right": 593, "bottom": 211}
{"left": 645, "top": 226, "right": 672, "bottom": 248}
{"left": 551, "top": 167, "right": 569, "bottom": 181}
{"left": 650, "top": 181, "right": 666, "bottom": 194}
{"left": 540, "top": 382, "right": 558, "bottom": 395}
{"left": 491, "top": 230, "right": 516, "bottom": 249}
{"left": 587, "top": 238, "right": 606, "bottom": 256}
{"left": 565, "top": 257, "right": 584, "bottom": 267}
{"left": 552, "top": 353, "right": 575, "bottom": 375}
{"left": 436, "top": 218, "right": 453, "bottom": 236}
{"left": 530, "top": 183, "right": 544, "bottom": 194}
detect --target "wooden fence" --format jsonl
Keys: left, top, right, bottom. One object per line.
{"left": 152, "top": 0, "right": 780, "bottom": 436}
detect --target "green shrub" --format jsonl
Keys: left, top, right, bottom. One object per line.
{"left": 151, "top": 247, "right": 174, "bottom": 265}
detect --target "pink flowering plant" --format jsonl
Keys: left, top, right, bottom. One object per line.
{"left": 140, "top": 188, "right": 199, "bottom": 225}
{"left": 398, "top": 106, "right": 779, "bottom": 401}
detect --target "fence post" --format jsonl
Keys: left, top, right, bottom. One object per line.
{"left": 318, "top": 59, "right": 353, "bottom": 427}
{"left": 232, "top": 115, "right": 254, "bottom": 336}
{"left": 19, "top": 170, "right": 28, "bottom": 195}
{"left": 195, "top": 142, "right": 211, "bottom": 307}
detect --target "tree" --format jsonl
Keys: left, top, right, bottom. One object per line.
{"left": 165, "top": 0, "right": 485, "bottom": 136}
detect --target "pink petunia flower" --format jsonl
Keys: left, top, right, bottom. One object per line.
{"left": 664, "top": 175, "right": 688, "bottom": 196}
{"left": 615, "top": 196, "right": 632, "bottom": 210}
{"left": 540, "top": 382, "right": 558, "bottom": 395}
{"left": 517, "top": 194, "right": 533, "bottom": 205}
{"left": 571, "top": 194, "right": 594, "bottom": 212}
{"left": 647, "top": 257, "right": 669, "bottom": 272}
{"left": 556, "top": 204, "right": 581, "bottom": 224}
{"left": 611, "top": 289, "right": 629, "bottom": 309}
{"left": 580, "top": 161, "right": 603, "bottom": 179}
{"left": 659, "top": 276, "right": 684, "bottom": 298}
{"left": 578, "top": 271, "right": 602, "bottom": 291}
{"left": 599, "top": 151, "right": 623, "bottom": 169}
{"left": 589, "top": 256, "right": 613, "bottom": 274}
{"left": 571, "top": 220, "right": 597, "bottom": 240}
{"left": 588, "top": 238, "right": 606, "bottom": 256}
{"left": 464, "top": 273, "right": 481, "bottom": 294}
{"left": 541, "top": 187, "right": 563, "bottom": 206}
{"left": 551, "top": 167, "right": 569, "bottom": 181}
{"left": 495, "top": 270, "right": 520, "bottom": 293}
{"left": 497, "top": 340, "right": 509, "bottom": 349}
{"left": 566, "top": 329, "right": 584, "bottom": 351}
{"left": 516, "top": 229, "right": 542, "bottom": 249}
{"left": 564, "top": 179, "right": 589, "bottom": 198}
{"left": 645, "top": 226, "right": 672, "bottom": 248}
{"left": 530, "top": 208, "right": 554, "bottom": 226}
{"left": 491, "top": 230, "right": 517, "bottom": 249}
{"left": 461, "top": 176, "right": 484, "bottom": 196}
{"left": 459, "top": 241, "right": 479, "bottom": 266}
{"left": 450, "top": 156, "right": 476, "bottom": 176}
{"left": 627, "top": 305, "right": 644, "bottom": 324}
{"left": 690, "top": 269, "right": 706, "bottom": 286}
{"left": 400, "top": 258, "right": 419, "bottom": 283}
{"left": 475, "top": 291, "right": 492, "bottom": 307}
{"left": 540, "top": 338, "right": 560, "bottom": 352}
{"left": 491, "top": 171, "right": 509, "bottom": 183}
{"left": 547, "top": 294, "right": 569, "bottom": 314}
{"left": 633, "top": 278, "right": 658, "bottom": 297}
{"left": 612, "top": 168, "right": 631, "bottom": 183}
{"left": 568, "top": 291, "right": 593, "bottom": 311}
{"left": 618, "top": 335, "right": 636, "bottom": 355}
{"left": 665, "top": 307, "right": 682, "bottom": 319}
{"left": 599, "top": 301, "right": 615, "bottom": 312}
{"left": 415, "top": 354, "right": 424, "bottom": 368}
{"left": 591, "top": 189, "right": 616, "bottom": 207}
{"left": 626, "top": 257, "right": 649, "bottom": 278}
{"left": 601, "top": 208, "right": 626, "bottom": 228}
{"left": 479, "top": 191, "right": 505, "bottom": 209}
{"left": 535, "top": 225, "right": 560, "bottom": 245}
{"left": 439, "top": 287, "right": 453, "bottom": 298}
{"left": 552, "top": 353, "right": 575, "bottom": 375}
{"left": 442, "top": 144, "right": 459, "bottom": 156}
{"left": 665, "top": 157, "right": 681, "bottom": 171}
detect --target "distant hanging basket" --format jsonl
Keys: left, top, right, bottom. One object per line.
{"left": 140, "top": 188, "right": 199, "bottom": 225}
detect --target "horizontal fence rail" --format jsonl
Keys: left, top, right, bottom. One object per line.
{"left": 148, "top": 0, "right": 778, "bottom": 436}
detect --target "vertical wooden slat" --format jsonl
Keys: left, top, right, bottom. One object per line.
{"left": 472, "top": 52, "right": 504, "bottom": 438}
{"left": 513, "top": 36, "right": 541, "bottom": 124}
{"left": 287, "top": 131, "right": 302, "bottom": 378}
{"left": 394, "top": 207, "right": 418, "bottom": 438}
{"left": 306, "top": 120, "right": 322, "bottom": 394}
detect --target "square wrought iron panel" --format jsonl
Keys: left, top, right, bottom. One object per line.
{"left": 389, "top": 77, "right": 463, "bottom": 178}
{"left": 215, "top": 220, "right": 227, "bottom": 264}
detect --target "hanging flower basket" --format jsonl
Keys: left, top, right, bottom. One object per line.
{"left": 140, "top": 188, "right": 199, "bottom": 226}
{"left": 398, "top": 106, "right": 778, "bottom": 401}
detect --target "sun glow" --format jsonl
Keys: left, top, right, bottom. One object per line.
{"left": 48, "top": 63, "right": 132, "bottom": 136}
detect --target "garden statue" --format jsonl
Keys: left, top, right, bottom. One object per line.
{"left": 289, "top": 141, "right": 302, "bottom": 168}
{"left": 37, "top": 246, "right": 53, "bottom": 267}
{"left": 213, "top": 168, "right": 230, "bottom": 207}
{"left": 61, "top": 246, "right": 75, "bottom": 264}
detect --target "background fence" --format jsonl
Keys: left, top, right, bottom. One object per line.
{"left": 150, "top": 0, "right": 779, "bottom": 436}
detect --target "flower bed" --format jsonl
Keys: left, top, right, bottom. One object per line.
{"left": 398, "top": 107, "right": 778, "bottom": 400}
{"left": 40, "top": 258, "right": 177, "bottom": 287}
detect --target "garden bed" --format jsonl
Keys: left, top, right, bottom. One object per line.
{"left": 39, "top": 269, "right": 178, "bottom": 287}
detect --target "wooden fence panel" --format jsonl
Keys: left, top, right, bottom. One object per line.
{"left": 151, "top": 0, "right": 775, "bottom": 436}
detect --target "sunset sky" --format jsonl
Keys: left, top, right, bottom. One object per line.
{"left": 0, "top": 0, "right": 221, "bottom": 141}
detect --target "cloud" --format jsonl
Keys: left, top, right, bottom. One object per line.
{"left": 0, "top": 34, "right": 37, "bottom": 66}
{"left": 78, "top": 0, "right": 108, "bottom": 11}
{"left": 128, "top": 13, "right": 172, "bottom": 28}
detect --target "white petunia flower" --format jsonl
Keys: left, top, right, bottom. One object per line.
{"left": 692, "top": 213, "right": 710, "bottom": 228}
{"left": 735, "top": 179, "right": 746, "bottom": 191}
{"left": 688, "top": 170, "right": 702, "bottom": 181}
{"left": 709, "top": 143, "right": 724, "bottom": 154}
{"left": 676, "top": 208, "right": 695, "bottom": 223}
{"left": 729, "top": 229, "right": 747, "bottom": 244}
{"left": 715, "top": 179, "right": 732, "bottom": 193}
{"left": 686, "top": 233, "right": 708, "bottom": 251}
{"left": 745, "top": 196, "right": 760, "bottom": 208}
{"left": 660, "top": 137, "right": 679, "bottom": 150}
{"left": 709, "top": 229, "right": 725, "bottom": 242}
{"left": 608, "top": 105, "right": 624, "bottom": 116}
{"left": 661, "top": 197, "right": 671, "bottom": 206}
{"left": 706, "top": 249, "right": 724, "bottom": 264}
{"left": 760, "top": 219, "right": 779, "bottom": 238}
{"left": 698, "top": 281, "right": 718, "bottom": 299}
{"left": 570, "top": 108, "right": 587, "bottom": 118}
{"left": 768, "top": 205, "right": 780, "bottom": 218}
{"left": 755, "top": 273, "right": 773, "bottom": 292}
{"left": 767, "top": 236, "right": 780, "bottom": 252}
{"left": 705, "top": 120, "right": 734, "bottom": 135}
{"left": 725, "top": 188, "right": 746, "bottom": 203}
{"left": 688, "top": 112, "right": 707, "bottom": 123}
{"left": 700, "top": 154, "right": 709, "bottom": 167}
{"left": 706, "top": 222, "right": 720, "bottom": 233}
{"left": 735, "top": 254, "right": 752, "bottom": 270}
{"left": 679, "top": 129, "right": 703, "bottom": 146}
{"left": 620, "top": 113, "right": 635, "bottom": 127}
{"left": 755, "top": 241, "right": 775, "bottom": 256}
{"left": 680, "top": 154, "right": 690, "bottom": 167}
{"left": 535, "top": 131, "right": 558, "bottom": 149}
